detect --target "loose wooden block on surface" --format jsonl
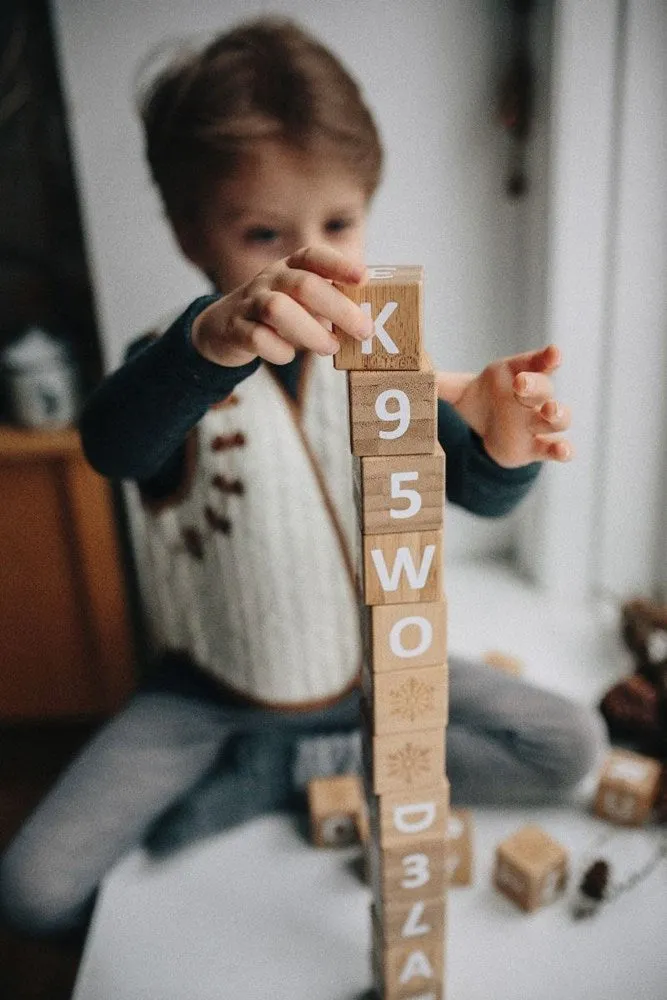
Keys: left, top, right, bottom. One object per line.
{"left": 362, "top": 601, "right": 448, "bottom": 673}
{"left": 367, "top": 727, "right": 446, "bottom": 796}
{"left": 369, "top": 782, "right": 449, "bottom": 849}
{"left": 333, "top": 265, "right": 423, "bottom": 371}
{"left": 593, "top": 748, "right": 662, "bottom": 826}
{"left": 348, "top": 365, "right": 437, "bottom": 457}
{"left": 353, "top": 448, "right": 445, "bottom": 535}
{"left": 493, "top": 824, "right": 568, "bottom": 913}
{"left": 307, "top": 774, "right": 369, "bottom": 847}
{"left": 363, "top": 663, "right": 448, "bottom": 735}
{"left": 363, "top": 530, "right": 443, "bottom": 606}
{"left": 369, "top": 835, "right": 447, "bottom": 906}
{"left": 445, "top": 808, "right": 474, "bottom": 886}
{"left": 482, "top": 649, "right": 524, "bottom": 676}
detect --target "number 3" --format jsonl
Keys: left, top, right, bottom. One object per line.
{"left": 390, "top": 471, "right": 421, "bottom": 519}
{"left": 376, "top": 389, "right": 410, "bottom": 440}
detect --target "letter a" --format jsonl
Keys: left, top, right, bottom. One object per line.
{"left": 399, "top": 950, "right": 434, "bottom": 985}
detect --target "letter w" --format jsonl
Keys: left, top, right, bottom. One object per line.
{"left": 371, "top": 545, "right": 435, "bottom": 592}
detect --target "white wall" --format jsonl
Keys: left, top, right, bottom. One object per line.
{"left": 517, "top": 0, "right": 667, "bottom": 602}
{"left": 596, "top": 0, "right": 667, "bottom": 599}
{"left": 50, "top": 0, "right": 530, "bottom": 560}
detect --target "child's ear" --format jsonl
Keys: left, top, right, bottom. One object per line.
{"left": 172, "top": 218, "right": 208, "bottom": 271}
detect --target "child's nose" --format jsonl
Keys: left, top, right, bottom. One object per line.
{"left": 295, "top": 225, "right": 325, "bottom": 251}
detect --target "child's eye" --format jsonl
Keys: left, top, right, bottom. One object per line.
{"left": 245, "top": 227, "right": 280, "bottom": 244}
{"left": 325, "top": 217, "right": 353, "bottom": 235}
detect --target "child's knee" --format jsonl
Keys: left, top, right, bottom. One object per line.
{"left": 0, "top": 839, "right": 90, "bottom": 939}
{"left": 550, "top": 702, "right": 608, "bottom": 790}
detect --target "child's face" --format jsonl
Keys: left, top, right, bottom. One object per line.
{"left": 184, "top": 139, "right": 368, "bottom": 293}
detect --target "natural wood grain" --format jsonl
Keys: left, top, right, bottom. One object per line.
{"left": 333, "top": 265, "right": 423, "bottom": 371}
{"left": 348, "top": 363, "right": 436, "bottom": 457}
{"left": 353, "top": 446, "right": 445, "bottom": 535}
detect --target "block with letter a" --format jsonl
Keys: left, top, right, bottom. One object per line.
{"left": 333, "top": 265, "right": 424, "bottom": 371}
{"left": 333, "top": 265, "right": 448, "bottom": 1000}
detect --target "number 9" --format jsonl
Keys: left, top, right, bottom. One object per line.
{"left": 376, "top": 389, "right": 410, "bottom": 440}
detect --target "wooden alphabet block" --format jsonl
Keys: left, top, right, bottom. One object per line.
{"left": 493, "top": 825, "right": 568, "bottom": 912}
{"left": 353, "top": 448, "right": 445, "bottom": 535}
{"left": 593, "top": 748, "right": 662, "bottom": 826}
{"left": 307, "top": 775, "right": 369, "bottom": 847}
{"left": 333, "top": 265, "right": 423, "bottom": 371}
{"left": 363, "top": 530, "right": 443, "bottom": 606}
{"left": 482, "top": 649, "right": 524, "bottom": 676}
{"left": 348, "top": 365, "right": 437, "bottom": 457}
{"left": 362, "top": 601, "right": 447, "bottom": 673}
{"left": 369, "top": 782, "right": 449, "bottom": 849}
{"left": 375, "top": 897, "right": 447, "bottom": 949}
{"left": 372, "top": 909, "right": 445, "bottom": 1000}
{"left": 369, "top": 835, "right": 447, "bottom": 906}
{"left": 445, "top": 809, "right": 473, "bottom": 886}
{"left": 368, "top": 727, "right": 446, "bottom": 796}
{"left": 363, "top": 663, "right": 448, "bottom": 735}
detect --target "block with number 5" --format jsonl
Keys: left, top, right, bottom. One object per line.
{"left": 353, "top": 447, "right": 445, "bottom": 534}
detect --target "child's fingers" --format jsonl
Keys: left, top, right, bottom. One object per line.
{"left": 533, "top": 400, "right": 571, "bottom": 434}
{"left": 435, "top": 371, "right": 476, "bottom": 404}
{"left": 533, "top": 434, "right": 574, "bottom": 462}
{"left": 232, "top": 316, "right": 298, "bottom": 365}
{"left": 513, "top": 371, "right": 555, "bottom": 407}
{"left": 276, "top": 268, "right": 373, "bottom": 341}
{"left": 246, "top": 289, "right": 341, "bottom": 356}
{"left": 507, "top": 344, "right": 562, "bottom": 377}
{"left": 285, "top": 245, "right": 366, "bottom": 285}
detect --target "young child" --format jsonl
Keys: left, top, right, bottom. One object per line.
{"left": 0, "top": 17, "right": 605, "bottom": 940}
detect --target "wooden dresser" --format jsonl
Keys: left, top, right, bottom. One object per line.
{"left": 0, "top": 424, "right": 136, "bottom": 719}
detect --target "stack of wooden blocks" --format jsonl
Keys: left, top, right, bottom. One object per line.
{"left": 334, "top": 265, "right": 449, "bottom": 1000}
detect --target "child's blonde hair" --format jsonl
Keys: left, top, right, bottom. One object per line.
{"left": 139, "top": 17, "right": 384, "bottom": 228}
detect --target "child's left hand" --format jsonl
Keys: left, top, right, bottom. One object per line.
{"left": 435, "top": 344, "right": 572, "bottom": 469}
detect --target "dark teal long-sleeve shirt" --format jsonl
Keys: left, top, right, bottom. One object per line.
{"left": 80, "top": 295, "right": 540, "bottom": 513}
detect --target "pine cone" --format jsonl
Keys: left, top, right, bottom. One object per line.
{"left": 599, "top": 675, "right": 667, "bottom": 757}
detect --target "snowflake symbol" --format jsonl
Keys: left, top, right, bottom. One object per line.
{"left": 386, "top": 742, "right": 433, "bottom": 785}
{"left": 389, "top": 678, "right": 435, "bottom": 723}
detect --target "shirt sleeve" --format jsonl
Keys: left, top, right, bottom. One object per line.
{"left": 437, "top": 398, "right": 540, "bottom": 517}
{"left": 79, "top": 295, "right": 261, "bottom": 484}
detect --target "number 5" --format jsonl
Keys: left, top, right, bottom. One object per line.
{"left": 390, "top": 471, "right": 422, "bottom": 519}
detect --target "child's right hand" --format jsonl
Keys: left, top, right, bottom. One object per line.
{"left": 191, "top": 246, "right": 374, "bottom": 367}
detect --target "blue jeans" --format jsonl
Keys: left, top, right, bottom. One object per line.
{"left": 0, "top": 653, "right": 606, "bottom": 938}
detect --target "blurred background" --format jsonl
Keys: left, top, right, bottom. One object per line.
{"left": 0, "top": 1, "right": 665, "bottom": 996}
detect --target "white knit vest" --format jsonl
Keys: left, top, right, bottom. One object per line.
{"left": 132, "top": 353, "right": 362, "bottom": 708}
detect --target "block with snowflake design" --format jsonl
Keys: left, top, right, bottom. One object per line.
{"left": 367, "top": 726, "right": 446, "bottom": 796}
{"left": 362, "top": 663, "right": 448, "bottom": 735}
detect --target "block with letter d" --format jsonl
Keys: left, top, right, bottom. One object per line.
{"left": 333, "top": 265, "right": 423, "bottom": 371}
{"left": 369, "top": 782, "right": 450, "bottom": 849}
